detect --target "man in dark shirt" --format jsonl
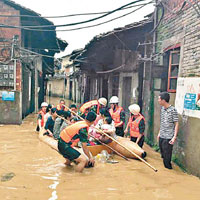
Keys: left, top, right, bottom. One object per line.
{"left": 43, "top": 108, "right": 57, "bottom": 136}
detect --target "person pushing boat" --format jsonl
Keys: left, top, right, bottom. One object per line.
{"left": 58, "top": 111, "right": 97, "bottom": 172}
{"left": 124, "top": 104, "right": 145, "bottom": 148}
{"left": 109, "top": 96, "right": 125, "bottom": 137}
{"left": 79, "top": 97, "right": 107, "bottom": 118}
{"left": 36, "top": 102, "right": 48, "bottom": 132}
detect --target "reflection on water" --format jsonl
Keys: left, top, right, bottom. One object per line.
{"left": 0, "top": 108, "right": 200, "bottom": 200}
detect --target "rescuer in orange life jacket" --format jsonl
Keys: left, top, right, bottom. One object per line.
{"left": 124, "top": 104, "right": 145, "bottom": 148}
{"left": 58, "top": 111, "right": 97, "bottom": 173}
{"left": 109, "top": 96, "right": 125, "bottom": 137}
{"left": 79, "top": 97, "right": 107, "bottom": 118}
{"left": 36, "top": 102, "right": 48, "bottom": 131}
{"left": 56, "top": 99, "right": 68, "bottom": 111}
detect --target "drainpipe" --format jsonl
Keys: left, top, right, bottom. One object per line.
{"left": 150, "top": 0, "right": 158, "bottom": 89}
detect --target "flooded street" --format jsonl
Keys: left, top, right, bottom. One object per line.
{"left": 0, "top": 98, "right": 200, "bottom": 200}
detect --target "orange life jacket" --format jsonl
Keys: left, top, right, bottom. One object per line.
{"left": 37, "top": 110, "right": 46, "bottom": 127}
{"left": 109, "top": 106, "right": 124, "bottom": 127}
{"left": 60, "top": 121, "right": 89, "bottom": 147}
{"left": 56, "top": 104, "right": 68, "bottom": 111}
{"left": 79, "top": 100, "right": 100, "bottom": 114}
{"left": 129, "top": 114, "right": 145, "bottom": 137}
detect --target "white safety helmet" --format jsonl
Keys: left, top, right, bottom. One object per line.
{"left": 109, "top": 96, "right": 119, "bottom": 104}
{"left": 128, "top": 104, "right": 140, "bottom": 115}
{"left": 41, "top": 102, "right": 48, "bottom": 107}
{"left": 98, "top": 97, "right": 107, "bottom": 106}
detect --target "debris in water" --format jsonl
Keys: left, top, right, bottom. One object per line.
{"left": 1, "top": 172, "right": 15, "bottom": 182}
{"left": 106, "top": 160, "right": 119, "bottom": 164}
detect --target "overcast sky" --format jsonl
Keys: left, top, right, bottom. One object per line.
{"left": 12, "top": 0, "right": 155, "bottom": 57}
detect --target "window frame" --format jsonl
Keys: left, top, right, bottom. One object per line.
{"left": 167, "top": 50, "right": 180, "bottom": 93}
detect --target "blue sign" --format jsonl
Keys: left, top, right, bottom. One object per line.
{"left": 184, "top": 93, "right": 196, "bottom": 110}
{"left": 2, "top": 91, "right": 15, "bottom": 101}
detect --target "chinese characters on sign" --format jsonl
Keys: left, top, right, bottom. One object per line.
{"left": 175, "top": 78, "right": 200, "bottom": 119}
{"left": 2, "top": 91, "right": 15, "bottom": 101}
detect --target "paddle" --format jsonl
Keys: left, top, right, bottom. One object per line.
{"left": 56, "top": 114, "right": 129, "bottom": 161}
{"left": 64, "top": 105, "right": 158, "bottom": 172}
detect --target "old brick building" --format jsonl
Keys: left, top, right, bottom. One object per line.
{"left": 70, "top": 19, "right": 153, "bottom": 114}
{"left": 147, "top": 0, "right": 200, "bottom": 177}
{"left": 0, "top": 0, "right": 67, "bottom": 124}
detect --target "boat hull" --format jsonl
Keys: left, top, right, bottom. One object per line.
{"left": 38, "top": 131, "right": 146, "bottom": 160}
{"left": 88, "top": 136, "right": 146, "bottom": 159}
{"left": 38, "top": 130, "right": 90, "bottom": 160}
{"left": 108, "top": 136, "right": 146, "bottom": 159}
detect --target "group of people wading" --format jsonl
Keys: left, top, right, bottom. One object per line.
{"left": 36, "top": 96, "right": 145, "bottom": 172}
{"left": 36, "top": 92, "right": 178, "bottom": 172}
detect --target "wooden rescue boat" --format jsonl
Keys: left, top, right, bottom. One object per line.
{"left": 108, "top": 136, "right": 146, "bottom": 159}
{"left": 38, "top": 130, "right": 90, "bottom": 160}
{"left": 38, "top": 130, "right": 146, "bottom": 160}
{"left": 88, "top": 136, "right": 146, "bottom": 159}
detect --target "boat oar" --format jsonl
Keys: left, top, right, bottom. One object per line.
{"left": 64, "top": 105, "right": 158, "bottom": 172}
{"left": 92, "top": 126, "right": 158, "bottom": 172}
{"left": 56, "top": 114, "right": 129, "bottom": 161}
{"left": 55, "top": 113, "right": 72, "bottom": 125}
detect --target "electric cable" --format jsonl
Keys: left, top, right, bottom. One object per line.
{"left": 0, "top": 0, "right": 152, "bottom": 29}
{"left": 148, "top": 1, "right": 164, "bottom": 34}
{"left": 0, "top": 2, "right": 153, "bottom": 19}
{"left": 192, "top": 0, "right": 200, "bottom": 12}
{"left": 185, "top": 0, "right": 200, "bottom": 17}
{"left": 0, "top": 1, "right": 153, "bottom": 32}
{"left": 161, "top": 0, "right": 186, "bottom": 15}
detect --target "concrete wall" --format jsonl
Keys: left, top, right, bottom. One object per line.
{"left": 46, "top": 79, "right": 65, "bottom": 98}
{"left": 153, "top": 0, "right": 200, "bottom": 177}
{"left": 119, "top": 72, "right": 138, "bottom": 109}
{"left": 0, "top": 91, "right": 22, "bottom": 124}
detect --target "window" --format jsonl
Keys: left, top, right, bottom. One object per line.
{"left": 168, "top": 50, "right": 180, "bottom": 92}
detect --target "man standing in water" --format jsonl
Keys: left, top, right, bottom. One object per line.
{"left": 157, "top": 92, "right": 179, "bottom": 169}
{"left": 58, "top": 112, "right": 96, "bottom": 172}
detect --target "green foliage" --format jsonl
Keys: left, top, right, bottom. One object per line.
{"left": 144, "top": 137, "right": 160, "bottom": 152}
{"left": 172, "top": 154, "right": 187, "bottom": 173}
{"left": 188, "top": 73, "right": 195, "bottom": 77}
{"left": 147, "top": 90, "right": 155, "bottom": 143}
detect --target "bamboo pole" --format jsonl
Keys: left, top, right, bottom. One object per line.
{"left": 64, "top": 105, "right": 158, "bottom": 172}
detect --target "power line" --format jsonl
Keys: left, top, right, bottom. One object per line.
{"left": 20, "top": 47, "right": 57, "bottom": 60}
{"left": 0, "top": 1, "right": 153, "bottom": 32}
{"left": 0, "top": 2, "right": 152, "bottom": 19}
{"left": 185, "top": 0, "right": 200, "bottom": 17}
{"left": 192, "top": 0, "right": 200, "bottom": 12}
{"left": 160, "top": 0, "right": 186, "bottom": 15}
{"left": 0, "top": 0, "right": 151, "bottom": 29}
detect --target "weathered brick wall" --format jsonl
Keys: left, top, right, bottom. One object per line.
{"left": 154, "top": 0, "right": 200, "bottom": 177}
{"left": 0, "top": 2, "right": 22, "bottom": 124}
{"left": 0, "top": 1, "right": 21, "bottom": 39}
{"left": 156, "top": 0, "right": 200, "bottom": 77}
{"left": 0, "top": 1, "right": 22, "bottom": 91}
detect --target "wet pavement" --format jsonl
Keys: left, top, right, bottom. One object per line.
{"left": 0, "top": 97, "right": 200, "bottom": 200}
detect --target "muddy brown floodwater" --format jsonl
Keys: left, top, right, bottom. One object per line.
{"left": 1, "top": 98, "right": 200, "bottom": 200}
